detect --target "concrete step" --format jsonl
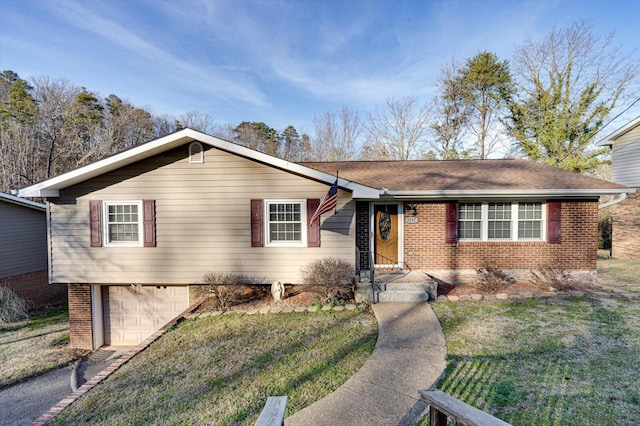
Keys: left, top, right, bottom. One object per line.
{"left": 384, "top": 282, "right": 433, "bottom": 292}
{"left": 377, "top": 290, "right": 431, "bottom": 303}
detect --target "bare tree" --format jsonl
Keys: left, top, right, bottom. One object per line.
{"left": 365, "top": 96, "right": 430, "bottom": 160}
{"left": 429, "top": 60, "right": 471, "bottom": 159}
{"left": 310, "top": 106, "right": 362, "bottom": 161}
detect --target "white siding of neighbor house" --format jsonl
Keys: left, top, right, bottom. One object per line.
{"left": 48, "top": 144, "right": 356, "bottom": 285}
{"left": 0, "top": 201, "right": 47, "bottom": 278}
{"left": 611, "top": 126, "right": 640, "bottom": 187}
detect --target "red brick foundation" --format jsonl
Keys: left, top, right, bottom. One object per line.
{"left": 68, "top": 284, "right": 93, "bottom": 350}
{"left": 1, "top": 270, "right": 67, "bottom": 309}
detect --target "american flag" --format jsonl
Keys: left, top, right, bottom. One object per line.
{"left": 309, "top": 180, "right": 338, "bottom": 225}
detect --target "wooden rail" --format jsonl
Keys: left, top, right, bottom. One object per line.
{"left": 255, "top": 396, "right": 287, "bottom": 426}
{"left": 419, "top": 389, "right": 512, "bottom": 426}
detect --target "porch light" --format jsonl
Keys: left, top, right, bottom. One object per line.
{"left": 405, "top": 203, "right": 418, "bottom": 216}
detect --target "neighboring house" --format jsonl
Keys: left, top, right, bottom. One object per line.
{"left": 597, "top": 116, "right": 640, "bottom": 260}
{"left": 15, "top": 129, "right": 632, "bottom": 349}
{"left": 0, "top": 192, "right": 67, "bottom": 309}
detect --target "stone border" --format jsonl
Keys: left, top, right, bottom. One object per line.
{"left": 437, "top": 289, "right": 640, "bottom": 302}
{"left": 29, "top": 301, "right": 363, "bottom": 425}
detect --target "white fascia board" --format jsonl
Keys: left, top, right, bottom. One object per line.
{"left": 0, "top": 192, "right": 46, "bottom": 210}
{"left": 596, "top": 116, "right": 640, "bottom": 146}
{"left": 15, "top": 128, "right": 379, "bottom": 199}
{"left": 384, "top": 188, "right": 636, "bottom": 199}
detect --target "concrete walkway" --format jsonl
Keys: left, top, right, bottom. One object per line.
{"left": 287, "top": 303, "right": 447, "bottom": 426}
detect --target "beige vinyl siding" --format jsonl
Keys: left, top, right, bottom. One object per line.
{"left": 611, "top": 127, "right": 640, "bottom": 187}
{"left": 49, "top": 144, "right": 356, "bottom": 284}
{"left": 0, "top": 201, "right": 47, "bottom": 278}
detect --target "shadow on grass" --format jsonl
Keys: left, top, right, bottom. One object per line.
{"left": 434, "top": 296, "right": 640, "bottom": 426}
{"left": 53, "top": 309, "right": 377, "bottom": 425}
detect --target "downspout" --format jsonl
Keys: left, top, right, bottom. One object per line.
{"left": 598, "top": 193, "right": 627, "bottom": 209}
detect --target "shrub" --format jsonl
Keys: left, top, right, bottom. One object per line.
{"left": 529, "top": 264, "right": 573, "bottom": 291}
{"left": 476, "top": 267, "right": 514, "bottom": 294}
{"left": 196, "top": 273, "right": 266, "bottom": 310}
{"left": 301, "top": 257, "right": 355, "bottom": 303}
{"left": 0, "top": 285, "right": 29, "bottom": 323}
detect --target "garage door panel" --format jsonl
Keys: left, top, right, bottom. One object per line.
{"left": 104, "top": 286, "right": 189, "bottom": 346}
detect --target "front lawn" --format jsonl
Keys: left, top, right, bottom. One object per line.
{"left": 52, "top": 307, "right": 377, "bottom": 425}
{"left": 0, "top": 307, "right": 84, "bottom": 388}
{"left": 431, "top": 295, "right": 640, "bottom": 425}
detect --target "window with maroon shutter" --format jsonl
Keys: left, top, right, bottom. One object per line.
{"left": 90, "top": 200, "right": 102, "bottom": 247}
{"left": 251, "top": 199, "right": 264, "bottom": 247}
{"left": 143, "top": 200, "right": 156, "bottom": 247}
{"left": 547, "top": 201, "right": 561, "bottom": 243}
{"left": 445, "top": 202, "right": 458, "bottom": 244}
{"left": 307, "top": 198, "right": 320, "bottom": 247}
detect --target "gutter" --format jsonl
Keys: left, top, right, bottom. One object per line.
{"left": 599, "top": 193, "right": 627, "bottom": 209}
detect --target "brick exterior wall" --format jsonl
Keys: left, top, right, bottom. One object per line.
{"left": 356, "top": 201, "right": 371, "bottom": 270}
{"left": 68, "top": 284, "right": 93, "bottom": 350}
{"left": 399, "top": 200, "right": 599, "bottom": 283}
{"left": 1, "top": 270, "right": 67, "bottom": 309}
{"left": 613, "top": 192, "right": 640, "bottom": 260}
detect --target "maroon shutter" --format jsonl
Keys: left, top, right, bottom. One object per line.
{"left": 143, "top": 200, "right": 156, "bottom": 247}
{"left": 547, "top": 201, "right": 561, "bottom": 243}
{"left": 307, "top": 198, "right": 321, "bottom": 247}
{"left": 251, "top": 199, "right": 264, "bottom": 247}
{"left": 90, "top": 200, "right": 102, "bottom": 247}
{"left": 445, "top": 202, "right": 458, "bottom": 244}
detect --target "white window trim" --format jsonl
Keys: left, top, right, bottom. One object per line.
{"left": 103, "top": 200, "right": 144, "bottom": 247}
{"left": 264, "top": 199, "right": 307, "bottom": 247}
{"left": 189, "top": 142, "right": 204, "bottom": 163}
{"left": 458, "top": 201, "right": 546, "bottom": 242}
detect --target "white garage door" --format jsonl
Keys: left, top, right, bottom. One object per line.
{"left": 103, "top": 286, "right": 189, "bottom": 346}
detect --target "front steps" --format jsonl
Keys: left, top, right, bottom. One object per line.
{"left": 356, "top": 270, "right": 437, "bottom": 303}
{"left": 378, "top": 281, "right": 434, "bottom": 303}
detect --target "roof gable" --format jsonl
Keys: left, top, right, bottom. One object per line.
{"left": 597, "top": 116, "right": 640, "bottom": 146}
{"left": 14, "top": 129, "right": 379, "bottom": 199}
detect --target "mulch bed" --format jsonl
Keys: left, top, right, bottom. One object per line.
{"left": 438, "top": 282, "right": 607, "bottom": 296}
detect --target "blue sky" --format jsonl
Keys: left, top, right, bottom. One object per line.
{"left": 1, "top": 0, "right": 639, "bottom": 136}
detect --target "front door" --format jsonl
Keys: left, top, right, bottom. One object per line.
{"left": 374, "top": 204, "right": 398, "bottom": 266}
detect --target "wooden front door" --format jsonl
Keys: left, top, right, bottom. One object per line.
{"left": 374, "top": 204, "right": 398, "bottom": 265}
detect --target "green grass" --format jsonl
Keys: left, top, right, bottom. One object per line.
{"left": 432, "top": 295, "right": 640, "bottom": 425}
{"left": 52, "top": 307, "right": 377, "bottom": 425}
{"left": 0, "top": 307, "right": 83, "bottom": 388}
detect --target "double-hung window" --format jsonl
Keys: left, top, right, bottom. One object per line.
{"left": 458, "top": 201, "right": 544, "bottom": 241}
{"left": 265, "top": 200, "right": 307, "bottom": 247}
{"left": 104, "top": 201, "right": 143, "bottom": 246}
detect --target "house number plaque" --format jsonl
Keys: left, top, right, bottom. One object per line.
{"left": 405, "top": 217, "right": 419, "bottom": 224}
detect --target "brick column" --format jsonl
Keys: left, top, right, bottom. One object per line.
{"left": 68, "top": 284, "right": 94, "bottom": 350}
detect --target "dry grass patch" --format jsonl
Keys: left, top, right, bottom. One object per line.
{"left": 597, "top": 257, "right": 640, "bottom": 293}
{"left": 431, "top": 296, "right": 640, "bottom": 425}
{"left": 0, "top": 307, "right": 85, "bottom": 388}
{"left": 52, "top": 307, "right": 377, "bottom": 425}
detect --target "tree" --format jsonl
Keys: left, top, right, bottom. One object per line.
{"left": 232, "top": 121, "right": 279, "bottom": 155}
{"left": 310, "top": 106, "right": 361, "bottom": 161}
{"left": 429, "top": 60, "right": 471, "bottom": 159}
{"left": 0, "top": 71, "right": 39, "bottom": 192}
{"left": 365, "top": 96, "right": 430, "bottom": 160}
{"left": 457, "top": 51, "right": 513, "bottom": 159}
{"left": 505, "top": 20, "right": 639, "bottom": 173}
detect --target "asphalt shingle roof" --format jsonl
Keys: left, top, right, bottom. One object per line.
{"left": 301, "top": 159, "right": 626, "bottom": 192}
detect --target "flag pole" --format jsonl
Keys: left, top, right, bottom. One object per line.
{"left": 334, "top": 171, "right": 339, "bottom": 215}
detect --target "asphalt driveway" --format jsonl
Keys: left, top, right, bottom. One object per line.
{"left": 0, "top": 353, "right": 115, "bottom": 425}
